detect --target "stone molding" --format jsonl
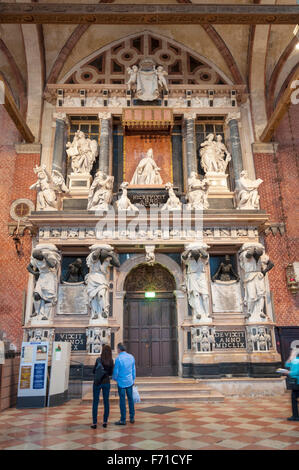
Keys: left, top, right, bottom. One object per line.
{"left": 15, "top": 143, "right": 42, "bottom": 154}
{"left": 252, "top": 142, "right": 279, "bottom": 154}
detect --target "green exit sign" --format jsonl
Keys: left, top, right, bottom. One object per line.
{"left": 145, "top": 292, "right": 156, "bottom": 298}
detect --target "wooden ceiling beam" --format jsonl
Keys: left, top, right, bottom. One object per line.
{"left": 259, "top": 69, "right": 299, "bottom": 143}
{"left": 0, "top": 73, "right": 35, "bottom": 143}
{"left": 0, "top": 3, "right": 298, "bottom": 25}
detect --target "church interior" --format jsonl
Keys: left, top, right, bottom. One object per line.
{"left": 0, "top": 1, "right": 298, "bottom": 412}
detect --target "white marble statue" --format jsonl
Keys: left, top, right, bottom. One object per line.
{"left": 66, "top": 130, "right": 98, "bottom": 175}
{"left": 186, "top": 172, "right": 210, "bottom": 210}
{"left": 126, "top": 65, "right": 138, "bottom": 92}
{"left": 161, "top": 182, "right": 182, "bottom": 211}
{"left": 236, "top": 170, "right": 263, "bottom": 210}
{"left": 130, "top": 148, "right": 163, "bottom": 185}
{"left": 30, "top": 165, "right": 68, "bottom": 211}
{"left": 214, "top": 135, "right": 231, "bottom": 173}
{"left": 182, "top": 243, "right": 211, "bottom": 322}
{"left": 156, "top": 66, "right": 169, "bottom": 93}
{"left": 247, "top": 326, "right": 272, "bottom": 352}
{"left": 87, "top": 171, "right": 114, "bottom": 211}
{"left": 145, "top": 245, "right": 155, "bottom": 266}
{"left": 86, "top": 327, "right": 111, "bottom": 354}
{"left": 192, "top": 326, "right": 215, "bottom": 352}
{"left": 27, "top": 244, "right": 61, "bottom": 321}
{"left": 239, "top": 243, "right": 274, "bottom": 322}
{"left": 116, "top": 182, "right": 139, "bottom": 212}
{"left": 85, "top": 245, "right": 120, "bottom": 320}
{"left": 200, "top": 133, "right": 231, "bottom": 174}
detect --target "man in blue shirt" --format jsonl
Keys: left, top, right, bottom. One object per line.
{"left": 285, "top": 347, "right": 299, "bottom": 421}
{"left": 112, "top": 343, "right": 136, "bottom": 425}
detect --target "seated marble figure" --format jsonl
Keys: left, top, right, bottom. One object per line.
{"left": 130, "top": 148, "right": 163, "bottom": 185}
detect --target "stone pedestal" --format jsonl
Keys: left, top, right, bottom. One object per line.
{"left": 205, "top": 172, "right": 230, "bottom": 193}
{"left": 67, "top": 173, "right": 92, "bottom": 195}
{"left": 89, "top": 317, "right": 109, "bottom": 327}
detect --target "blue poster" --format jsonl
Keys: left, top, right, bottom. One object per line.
{"left": 33, "top": 363, "right": 45, "bottom": 389}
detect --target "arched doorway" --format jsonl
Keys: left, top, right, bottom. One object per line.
{"left": 124, "top": 263, "right": 178, "bottom": 377}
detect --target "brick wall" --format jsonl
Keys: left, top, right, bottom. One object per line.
{"left": 254, "top": 103, "right": 299, "bottom": 326}
{"left": 0, "top": 107, "right": 39, "bottom": 350}
{"left": 0, "top": 356, "right": 20, "bottom": 411}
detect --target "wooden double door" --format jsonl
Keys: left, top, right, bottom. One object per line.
{"left": 124, "top": 293, "right": 178, "bottom": 376}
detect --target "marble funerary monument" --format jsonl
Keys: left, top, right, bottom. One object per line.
{"left": 23, "top": 34, "right": 281, "bottom": 380}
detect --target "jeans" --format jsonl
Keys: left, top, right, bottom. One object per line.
{"left": 92, "top": 382, "right": 110, "bottom": 425}
{"left": 118, "top": 385, "right": 135, "bottom": 423}
{"left": 291, "top": 390, "right": 299, "bottom": 417}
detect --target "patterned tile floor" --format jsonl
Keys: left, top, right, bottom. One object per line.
{"left": 0, "top": 394, "right": 298, "bottom": 450}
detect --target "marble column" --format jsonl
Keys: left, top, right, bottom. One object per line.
{"left": 52, "top": 112, "right": 69, "bottom": 175}
{"left": 98, "top": 112, "right": 111, "bottom": 174}
{"left": 184, "top": 113, "right": 197, "bottom": 177}
{"left": 225, "top": 112, "right": 243, "bottom": 183}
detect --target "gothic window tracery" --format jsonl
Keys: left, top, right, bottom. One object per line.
{"left": 64, "top": 32, "right": 226, "bottom": 86}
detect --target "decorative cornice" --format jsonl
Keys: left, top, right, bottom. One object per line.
{"left": 252, "top": 142, "right": 278, "bottom": 154}
{"left": 264, "top": 222, "right": 286, "bottom": 237}
{"left": 15, "top": 143, "right": 42, "bottom": 154}
{"left": 0, "top": 4, "right": 298, "bottom": 24}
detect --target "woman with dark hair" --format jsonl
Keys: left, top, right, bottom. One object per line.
{"left": 91, "top": 344, "right": 114, "bottom": 429}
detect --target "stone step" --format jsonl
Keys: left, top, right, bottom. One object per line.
{"left": 81, "top": 391, "right": 224, "bottom": 404}
{"left": 128, "top": 387, "right": 213, "bottom": 395}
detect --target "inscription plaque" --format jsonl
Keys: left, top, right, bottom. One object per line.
{"left": 57, "top": 284, "right": 89, "bottom": 315}
{"left": 215, "top": 330, "right": 246, "bottom": 349}
{"left": 54, "top": 333, "right": 87, "bottom": 351}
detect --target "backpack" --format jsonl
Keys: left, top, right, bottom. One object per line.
{"left": 94, "top": 360, "right": 107, "bottom": 385}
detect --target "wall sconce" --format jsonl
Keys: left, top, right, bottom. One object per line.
{"left": 286, "top": 263, "right": 299, "bottom": 295}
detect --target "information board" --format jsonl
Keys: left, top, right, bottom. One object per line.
{"left": 17, "top": 342, "right": 49, "bottom": 408}
{"left": 48, "top": 342, "right": 71, "bottom": 407}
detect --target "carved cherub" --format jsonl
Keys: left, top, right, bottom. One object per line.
{"left": 156, "top": 66, "right": 168, "bottom": 93}
{"left": 126, "top": 65, "right": 138, "bottom": 91}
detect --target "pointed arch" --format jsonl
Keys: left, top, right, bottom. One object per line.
{"left": 60, "top": 30, "right": 234, "bottom": 86}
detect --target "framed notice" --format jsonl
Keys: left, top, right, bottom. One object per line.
{"left": 22, "top": 345, "right": 34, "bottom": 363}
{"left": 36, "top": 345, "right": 47, "bottom": 361}
{"left": 20, "top": 366, "right": 31, "bottom": 389}
{"left": 17, "top": 342, "right": 49, "bottom": 409}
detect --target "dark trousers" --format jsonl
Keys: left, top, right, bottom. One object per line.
{"left": 92, "top": 382, "right": 110, "bottom": 424}
{"left": 118, "top": 385, "right": 135, "bottom": 423}
{"left": 291, "top": 390, "right": 299, "bottom": 417}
